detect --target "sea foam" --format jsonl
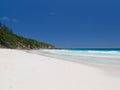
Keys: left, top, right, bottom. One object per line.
{"left": 26, "top": 49, "right": 120, "bottom": 66}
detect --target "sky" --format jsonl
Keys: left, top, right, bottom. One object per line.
{"left": 0, "top": 0, "right": 120, "bottom": 48}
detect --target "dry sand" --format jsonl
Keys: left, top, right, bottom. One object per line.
{"left": 0, "top": 49, "right": 120, "bottom": 90}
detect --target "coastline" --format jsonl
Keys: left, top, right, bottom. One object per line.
{"left": 26, "top": 49, "right": 120, "bottom": 68}
{"left": 0, "top": 49, "right": 120, "bottom": 90}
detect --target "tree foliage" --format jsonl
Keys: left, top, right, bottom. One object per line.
{"left": 0, "top": 22, "right": 55, "bottom": 49}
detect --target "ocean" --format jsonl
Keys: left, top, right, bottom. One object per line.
{"left": 26, "top": 48, "right": 120, "bottom": 66}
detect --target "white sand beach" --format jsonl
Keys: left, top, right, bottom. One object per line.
{"left": 0, "top": 49, "right": 120, "bottom": 90}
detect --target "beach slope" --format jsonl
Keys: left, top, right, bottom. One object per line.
{"left": 0, "top": 49, "right": 120, "bottom": 90}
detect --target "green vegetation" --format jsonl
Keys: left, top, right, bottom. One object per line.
{"left": 0, "top": 22, "right": 55, "bottom": 49}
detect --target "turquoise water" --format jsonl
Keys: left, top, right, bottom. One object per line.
{"left": 27, "top": 49, "right": 120, "bottom": 66}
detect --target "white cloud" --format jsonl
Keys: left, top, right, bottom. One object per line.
{"left": 12, "top": 18, "right": 18, "bottom": 23}
{"left": 1, "top": 17, "right": 10, "bottom": 21}
{"left": 0, "top": 17, "right": 18, "bottom": 23}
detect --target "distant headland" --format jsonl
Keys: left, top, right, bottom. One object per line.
{"left": 0, "top": 22, "right": 55, "bottom": 49}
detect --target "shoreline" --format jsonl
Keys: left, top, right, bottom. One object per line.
{"left": 26, "top": 49, "right": 120, "bottom": 68}
{"left": 0, "top": 49, "right": 120, "bottom": 90}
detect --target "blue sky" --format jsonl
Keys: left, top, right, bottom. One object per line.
{"left": 0, "top": 0, "right": 120, "bottom": 48}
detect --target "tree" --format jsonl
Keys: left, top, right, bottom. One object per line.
{"left": 0, "top": 22, "right": 12, "bottom": 33}
{"left": 0, "top": 22, "right": 2, "bottom": 29}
